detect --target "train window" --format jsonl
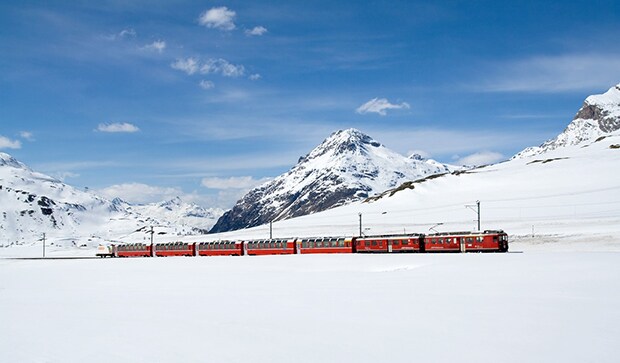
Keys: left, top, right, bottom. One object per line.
{"left": 446, "top": 238, "right": 451, "bottom": 244}
{"left": 371, "top": 241, "right": 377, "bottom": 246}
{"left": 393, "top": 240, "right": 399, "bottom": 246}
{"left": 339, "top": 240, "right": 344, "bottom": 247}
{"left": 477, "top": 237, "right": 483, "bottom": 242}
{"left": 467, "top": 237, "right": 473, "bottom": 243}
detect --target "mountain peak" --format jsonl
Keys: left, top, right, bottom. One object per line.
{"left": 303, "top": 128, "right": 382, "bottom": 162}
{"left": 408, "top": 153, "right": 425, "bottom": 161}
{"left": 0, "top": 152, "right": 29, "bottom": 170}
{"left": 514, "top": 83, "right": 620, "bottom": 159}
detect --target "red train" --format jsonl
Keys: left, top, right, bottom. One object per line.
{"left": 99, "top": 230, "right": 508, "bottom": 258}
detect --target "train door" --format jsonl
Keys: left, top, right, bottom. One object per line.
{"left": 459, "top": 237, "right": 466, "bottom": 253}
{"left": 295, "top": 240, "right": 301, "bottom": 254}
{"left": 387, "top": 240, "right": 393, "bottom": 253}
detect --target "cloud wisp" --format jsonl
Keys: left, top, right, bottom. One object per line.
{"left": 20, "top": 131, "right": 35, "bottom": 141}
{"left": 199, "top": 7, "right": 236, "bottom": 31}
{"left": 171, "top": 57, "right": 199, "bottom": 75}
{"left": 245, "top": 26, "right": 268, "bottom": 36}
{"left": 476, "top": 53, "right": 620, "bottom": 93}
{"left": 96, "top": 122, "right": 140, "bottom": 133}
{"left": 142, "top": 40, "right": 166, "bottom": 53}
{"left": 0, "top": 135, "right": 22, "bottom": 149}
{"left": 356, "top": 98, "right": 410, "bottom": 116}
{"left": 172, "top": 57, "right": 245, "bottom": 78}
{"left": 201, "top": 176, "right": 271, "bottom": 190}
{"left": 454, "top": 151, "right": 504, "bottom": 166}
{"left": 199, "top": 80, "right": 215, "bottom": 90}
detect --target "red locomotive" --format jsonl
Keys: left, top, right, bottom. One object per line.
{"left": 103, "top": 230, "right": 508, "bottom": 258}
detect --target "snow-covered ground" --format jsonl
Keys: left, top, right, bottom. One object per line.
{"left": 1, "top": 248, "right": 619, "bottom": 363}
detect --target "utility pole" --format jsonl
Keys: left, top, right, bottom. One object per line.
{"left": 42, "top": 233, "right": 46, "bottom": 258}
{"left": 269, "top": 221, "right": 273, "bottom": 240}
{"left": 149, "top": 226, "right": 154, "bottom": 245}
{"left": 477, "top": 200, "right": 480, "bottom": 231}
{"left": 358, "top": 213, "right": 362, "bottom": 237}
{"left": 466, "top": 200, "right": 481, "bottom": 231}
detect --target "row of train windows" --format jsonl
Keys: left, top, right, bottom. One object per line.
{"left": 359, "top": 240, "right": 411, "bottom": 247}
{"left": 157, "top": 244, "right": 189, "bottom": 250}
{"left": 247, "top": 241, "right": 288, "bottom": 249}
{"left": 118, "top": 245, "right": 147, "bottom": 251}
{"left": 301, "top": 240, "right": 345, "bottom": 248}
{"left": 200, "top": 243, "right": 237, "bottom": 250}
{"left": 429, "top": 237, "right": 484, "bottom": 244}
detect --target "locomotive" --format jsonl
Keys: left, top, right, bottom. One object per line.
{"left": 97, "top": 230, "right": 508, "bottom": 258}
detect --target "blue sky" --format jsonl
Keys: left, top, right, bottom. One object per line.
{"left": 2, "top": 0, "right": 620, "bottom": 208}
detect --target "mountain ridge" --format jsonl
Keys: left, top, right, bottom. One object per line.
{"left": 209, "top": 128, "right": 457, "bottom": 233}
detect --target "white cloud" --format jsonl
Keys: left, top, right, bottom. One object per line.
{"left": 199, "top": 7, "right": 236, "bottom": 31}
{"left": 104, "top": 28, "right": 136, "bottom": 41}
{"left": 249, "top": 73, "right": 261, "bottom": 81}
{"left": 171, "top": 57, "right": 199, "bottom": 75}
{"left": 142, "top": 40, "right": 166, "bottom": 53}
{"left": 201, "top": 176, "right": 271, "bottom": 190}
{"left": 476, "top": 54, "right": 620, "bottom": 93}
{"left": 96, "top": 122, "right": 140, "bottom": 133}
{"left": 20, "top": 131, "right": 34, "bottom": 141}
{"left": 199, "top": 80, "right": 215, "bottom": 89}
{"left": 119, "top": 28, "right": 137, "bottom": 38}
{"left": 245, "top": 26, "right": 268, "bottom": 36}
{"left": 97, "top": 183, "right": 186, "bottom": 205}
{"left": 52, "top": 171, "right": 80, "bottom": 182}
{"left": 0, "top": 135, "right": 22, "bottom": 149}
{"left": 356, "top": 98, "right": 410, "bottom": 116}
{"left": 200, "top": 58, "right": 245, "bottom": 77}
{"left": 172, "top": 58, "right": 245, "bottom": 78}
{"left": 454, "top": 151, "right": 504, "bottom": 166}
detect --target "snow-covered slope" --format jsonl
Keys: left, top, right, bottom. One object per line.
{"left": 515, "top": 83, "right": 620, "bottom": 158}
{"left": 209, "top": 129, "right": 456, "bottom": 233}
{"left": 0, "top": 153, "right": 222, "bottom": 246}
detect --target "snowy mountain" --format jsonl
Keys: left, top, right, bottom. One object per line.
{"left": 514, "top": 83, "right": 620, "bottom": 158}
{"left": 209, "top": 128, "right": 456, "bottom": 233}
{"left": 126, "top": 197, "right": 224, "bottom": 234}
{"left": 0, "top": 153, "right": 222, "bottom": 246}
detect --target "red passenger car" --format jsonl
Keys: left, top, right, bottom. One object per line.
{"left": 245, "top": 238, "right": 295, "bottom": 255}
{"left": 297, "top": 237, "right": 353, "bottom": 254}
{"left": 197, "top": 240, "right": 244, "bottom": 256}
{"left": 355, "top": 235, "right": 424, "bottom": 253}
{"left": 116, "top": 243, "right": 152, "bottom": 257}
{"left": 424, "top": 230, "right": 508, "bottom": 252}
{"left": 154, "top": 242, "right": 195, "bottom": 257}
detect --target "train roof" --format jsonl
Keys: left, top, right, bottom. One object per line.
{"left": 427, "top": 230, "right": 506, "bottom": 237}
{"left": 357, "top": 233, "right": 424, "bottom": 239}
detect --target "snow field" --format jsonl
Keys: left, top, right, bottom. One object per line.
{"left": 1, "top": 251, "right": 619, "bottom": 363}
